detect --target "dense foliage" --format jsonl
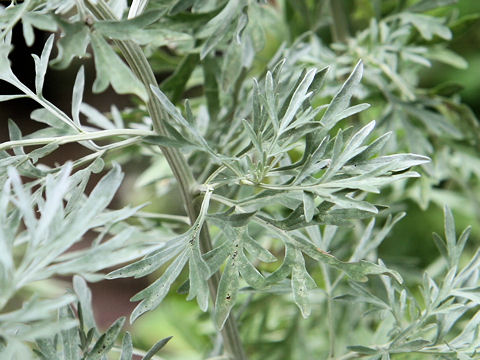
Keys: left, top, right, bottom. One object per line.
{"left": 0, "top": 0, "right": 479, "bottom": 359}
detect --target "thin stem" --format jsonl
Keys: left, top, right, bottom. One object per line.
{"left": 0, "top": 129, "right": 153, "bottom": 151}
{"left": 134, "top": 211, "right": 190, "bottom": 224}
{"left": 85, "top": 2, "right": 247, "bottom": 359}
{"left": 321, "top": 264, "right": 336, "bottom": 359}
{"left": 329, "top": 0, "right": 350, "bottom": 43}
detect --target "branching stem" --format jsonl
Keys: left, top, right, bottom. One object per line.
{"left": 85, "top": 2, "right": 247, "bottom": 359}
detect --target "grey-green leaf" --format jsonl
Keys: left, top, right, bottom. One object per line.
{"left": 214, "top": 257, "right": 240, "bottom": 329}
{"left": 90, "top": 32, "right": 147, "bottom": 101}
{"left": 320, "top": 61, "right": 363, "bottom": 130}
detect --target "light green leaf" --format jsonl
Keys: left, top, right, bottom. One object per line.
{"left": 427, "top": 47, "right": 468, "bottom": 69}
{"left": 142, "top": 336, "right": 173, "bottom": 360}
{"left": 214, "top": 257, "right": 240, "bottom": 329}
{"left": 59, "top": 306, "right": 81, "bottom": 360}
{"left": 106, "top": 235, "right": 185, "bottom": 279}
{"left": 94, "top": 11, "right": 164, "bottom": 39}
{"left": 32, "top": 34, "right": 54, "bottom": 95}
{"left": 90, "top": 32, "right": 147, "bottom": 101}
{"left": 291, "top": 248, "right": 315, "bottom": 318}
{"left": 238, "top": 251, "right": 264, "bottom": 288}
{"left": 279, "top": 68, "right": 317, "bottom": 134}
{"left": 72, "top": 66, "right": 84, "bottom": 126}
{"left": 199, "top": 0, "right": 245, "bottom": 59}
{"left": 130, "top": 249, "right": 189, "bottom": 323}
{"left": 120, "top": 332, "right": 132, "bottom": 360}
{"left": 243, "top": 232, "right": 277, "bottom": 263}
{"left": 73, "top": 276, "right": 97, "bottom": 332}
{"left": 401, "top": 13, "right": 452, "bottom": 40}
{"left": 85, "top": 317, "right": 125, "bottom": 360}
{"left": 187, "top": 242, "right": 211, "bottom": 311}
{"left": 320, "top": 61, "right": 363, "bottom": 130}
{"left": 51, "top": 20, "right": 90, "bottom": 70}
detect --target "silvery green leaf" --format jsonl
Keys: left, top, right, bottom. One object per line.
{"left": 278, "top": 68, "right": 316, "bottom": 134}
{"left": 199, "top": 0, "right": 245, "bottom": 59}
{"left": 85, "top": 317, "right": 125, "bottom": 360}
{"left": 89, "top": 205, "right": 145, "bottom": 228}
{"left": 51, "top": 20, "right": 90, "bottom": 70}
{"left": 187, "top": 242, "right": 211, "bottom": 311}
{"left": 21, "top": 12, "right": 56, "bottom": 47}
{"left": 243, "top": 233, "right": 277, "bottom": 263}
{"left": 264, "top": 243, "right": 296, "bottom": 285}
{"left": 150, "top": 85, "right": 215, "bottom": 154}
{"left": 59, "top": 306, "right": 81, "bottom": 360}
{"left": 0, "top": 295, "right": 76, "bottom": 323}
{"left": 302, "top": 191, "right": 315, "bottom": 222}
{"left": 265, "top": 70, "right": 279, "bottom": 131}
{"left": 106, "top": 231, "right": 188, "bottom": 279}
{"left": 94, "top": 11, "right": 163, "bottom": 39}
{"left": 293, "top": 235, "right": 402, "bottom": 283}
{"left": 401, "top": 49, "right": 431, "bottom": 67}
{"left": 222, "top": 40, "right": 243, "bottom": 91}
{"left": 35, "top": 338, "right": 60, "bottom": 360}
{"left": 335, "top": 103, "right": 371, "bottom": 122}
{"left": 347, "top": 132, "right": 391, "bottom": 164}
{"left": 204, "top": 241, "right": 233, "bottom": 276}
{"left": 214, "top": 256, "right": 240, "bottom": 329}
{"left": 29, "top": 108, "right": 76, "bottom": 134}
{"left": 73, "top": 276, "right": 97, "bottom": 332}
{"left": 32, "top": 34, "right": 54, "bottom": 96}
{"left": 347, "top": 345, "right": 378, "bottom": 355}
{"left": 238, "top": 251, "right": 264, "bottom": 288}
{"left": 28, "top": 143, "right": 59, "bottom": 163}
{"left": 323, "top": 121, "right": 376, "bottom": 180}
{"left": 47, "top": 227, "right": 154, "bottom": 277}
{"left": 72, "top": 66, "right": 84, "bottom": 127}
{"left": 120, "top": 332, "right": 132, "bottom": 360}
{"left": 130, "top": 249, "right": 189, "bottom": 323}
{"left": 404, "top": 105, "right": 463, "bottom": 139}
{"left": 307, "top": 66, "right": 328, "bottom": 98}
{"left": 291, "top": 248, "right": 315, "bottom": 318}
{"left": 400, "top": 13, "right": 452, "bottom": 40}
{"left": 33, "top": 164, "right": 71, "bottom": 247}
{"left": 450, "top": 310, "right": 480, "bottom": 346}
{"left": 80, "top": 103, "right": 115, "bottom": 130}
{"left": 8, "top": 119, "right": 24, "bottom": 156}
{"left": 142, "top": 336, "right": 173, "bottom": 360}
{"left": 64, "top": 165, "right": 123, "bottom": 241}
{"left": 320, "top": 61, "right": 363, "bottom": 130}
{"left": 7, "top": 318, "right": 77, "bottom": 343}
{"left": 90, "top": 32, "right": 147, "bottom": 101}
{"left": 7, "top": 167, "right": 36, "bottom": 234}
{"left": 427, "top": 47, "right": 468, "bottom": 69}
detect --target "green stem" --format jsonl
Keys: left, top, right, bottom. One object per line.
{"left": 0, "top": 129, "right": 152, "bottom": 151}
{"left": 329, "top": 0, "right": 350, "bottom": 43}
{"left": 322, "top": 264, "right": 336, "bottom": 359}
{"left": 85, "top": 2, "right": 247, "bottom": 359}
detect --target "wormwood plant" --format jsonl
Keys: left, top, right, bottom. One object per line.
{"left": 0, "top": 0, "right": 479, "bottom": 359}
